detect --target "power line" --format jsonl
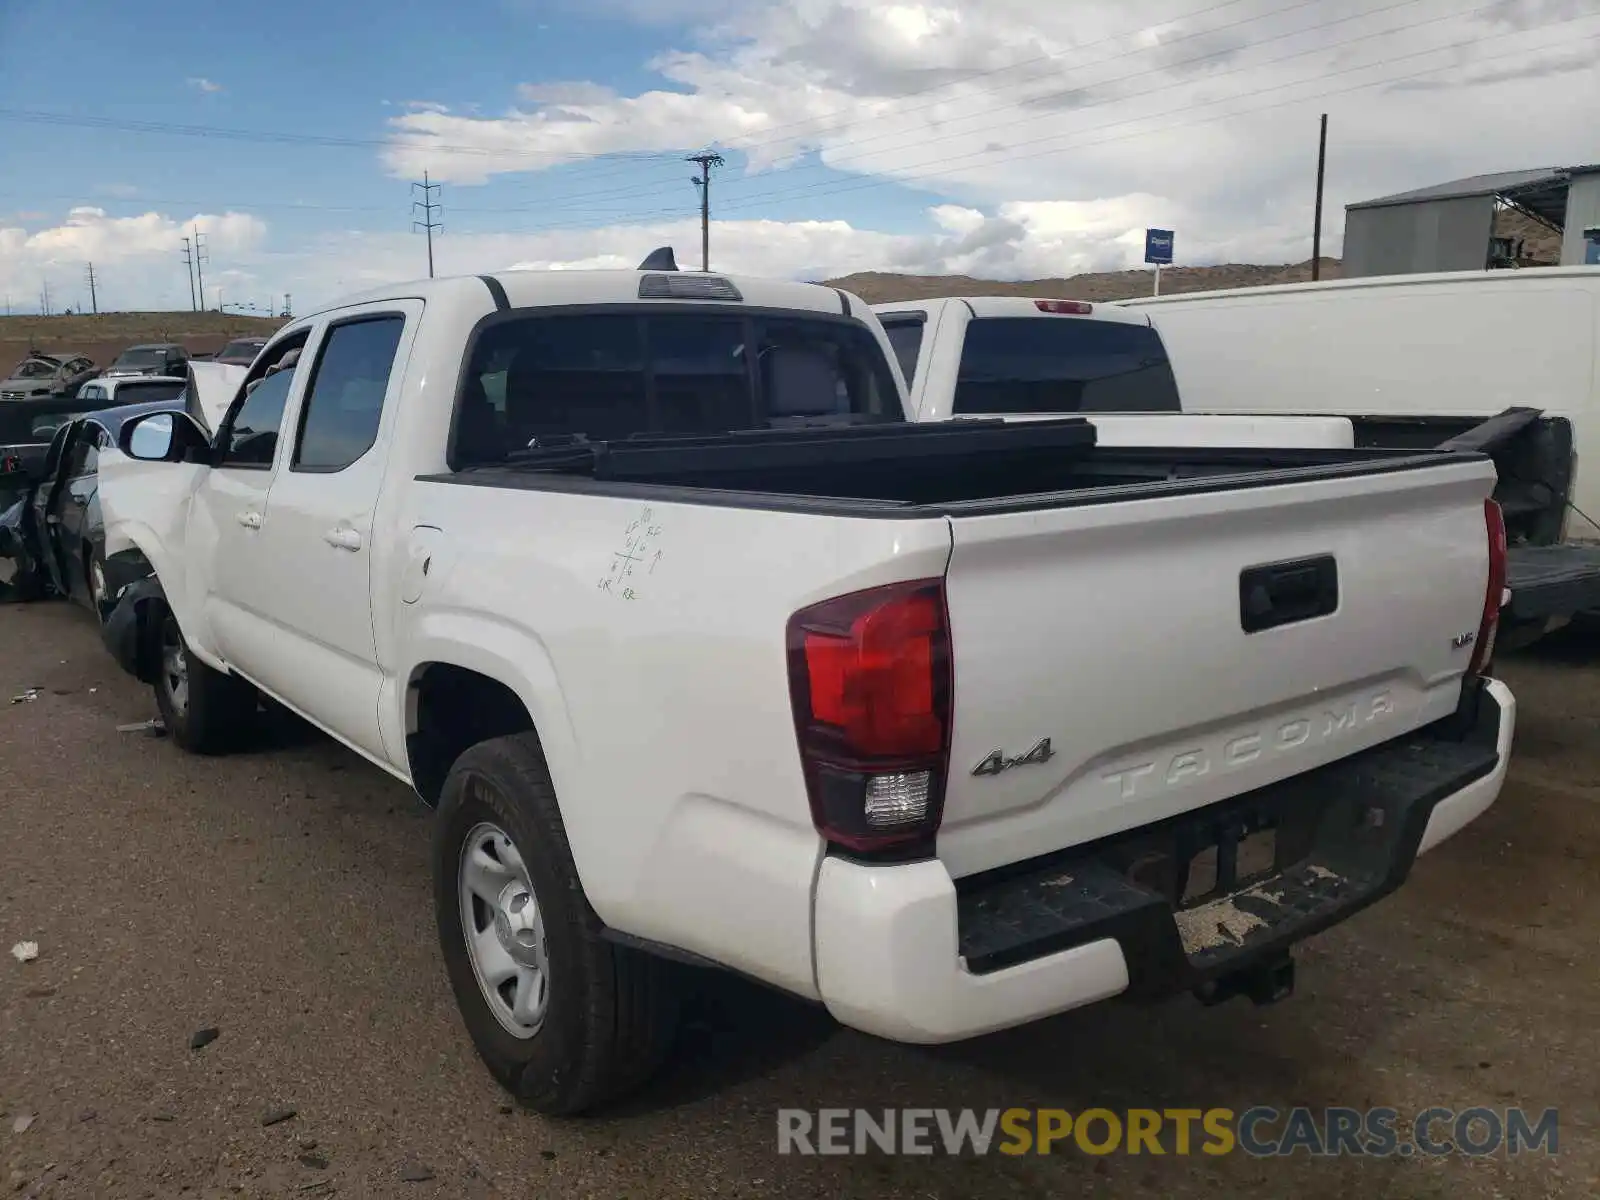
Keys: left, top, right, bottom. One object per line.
{"left": 85, "top": 262, "right": 98, "bottom": 314}
{"left": 180, "top": 236, "right": 197, "bottom": 311}
{"left": 687, "top": 151, "right": 724, "bottom": 271}
{"left": 412, "top": 171, "right": 443, "bottom": 278}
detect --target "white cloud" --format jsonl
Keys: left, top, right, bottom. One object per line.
{"left": 380, "top": 0, "right": 1600, "bottom": 262}
{"left": 0, "top": 209, "right": 269, "bottom": 311}
{"left": 186, "top": 76, "right": 224, "bottom": 94}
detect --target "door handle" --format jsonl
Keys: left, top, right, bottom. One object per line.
{"left": 324, "top": 526, "right": 363, "bottom": 552}
{"left": 236, "top": 510, "right": 262, "bottom": 530}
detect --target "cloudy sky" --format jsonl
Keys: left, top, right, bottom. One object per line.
{"left": 1, "top": 0, "right": 1597, "bottom": 313}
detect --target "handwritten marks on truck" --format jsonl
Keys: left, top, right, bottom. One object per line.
{"left": 598, "top": 506, "right": 665, "bottom": 601}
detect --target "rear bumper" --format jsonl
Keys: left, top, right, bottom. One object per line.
{"left": 813, "top": 677, "right": 1513, "bottom": 1044}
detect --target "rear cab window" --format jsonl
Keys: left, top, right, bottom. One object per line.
{"left": 879, "top": 316, "right": 926, "bottom": 388}
{"left": 954, "top": 317, "right": 1181, "bottom": 414}
{"left": 450, "top": 308, "right": 901, "bottom": 467}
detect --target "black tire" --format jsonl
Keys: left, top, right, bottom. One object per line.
{"left": 432, "top": 733, "right": 679, "bottom": 1115}
{"left": 151, "top": 605, "right": 258, "bottom": 754}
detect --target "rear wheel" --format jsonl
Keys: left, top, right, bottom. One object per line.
{"left": 151, "top": 607, "right": 257, "bottom": 754}
{"left": 432, "top": 733, "right": 680, "bottom": 1115}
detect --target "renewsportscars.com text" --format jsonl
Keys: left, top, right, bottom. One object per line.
{"left": 776, "top": 1106, "right": 1559, "bottom": 1158}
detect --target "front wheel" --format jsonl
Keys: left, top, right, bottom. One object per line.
{"left": 151, "top": 606, "right": 258, "bottom": 754}
{"left": 86, "top": 545, "right": 109, "bottom": 622}
{"left": 432, "top": 733, "right": 680, "bottom": 1115}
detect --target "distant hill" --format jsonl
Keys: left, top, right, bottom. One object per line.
{"left": 1, "top": 311, "right": 284, "bottom": 374}
{"left": 822, "top": 257, "right": 1345, "bottom": 305}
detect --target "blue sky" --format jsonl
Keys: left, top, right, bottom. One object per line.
{"left": 2, "top": 0, "right": 1597, "bottom": 312}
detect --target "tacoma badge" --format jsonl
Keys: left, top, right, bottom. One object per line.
{"left": 972, "top": 737, "right": 1055, "bottom": 778}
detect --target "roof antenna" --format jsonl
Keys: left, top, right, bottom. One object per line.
{"left": 637, "top": 246, "right": 679, "bottom": 272}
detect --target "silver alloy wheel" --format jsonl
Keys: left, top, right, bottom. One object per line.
{"left": 459, "top": 817, "right": 549, "bottom": 1039}
{"left": 89, "top": 558, "right": 106, "bottom": 609}
{"left": 160, "top": 616, "right": 189, "bottom": 715}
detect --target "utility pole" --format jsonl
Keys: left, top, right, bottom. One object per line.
{"left": 85, "top": 262, "right": 99, "bottom": 314}
{"left": 193, "top": 226, "right": 209, "bottom": 310}
{"left": 412, "top": 172, "right": 443, "bottom": 278}
{"left": 40, "top": 279, "right": 52, "bottom": 317}
{"left": 181, "top": 237, "right": 197, "bottom": 311}
{"left": 687, "top": 151, "right": 725, "bottom": 272}
{"left": 1312, "top": 113, "right": 1328, "bottom": 282}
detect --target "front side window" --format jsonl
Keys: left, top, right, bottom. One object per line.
{"left": 451, "top": 310, "right": 900, "bottom": 467}
{"left": 223, "top": 343, "right": 305, "bottom": 467}
{"left": 953, "top": 317, "right": 1182, "bottom": 414}
{"left": 293, "top": 316, "right": 405, "bottom": 471}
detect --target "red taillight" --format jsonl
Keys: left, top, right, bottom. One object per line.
{"left": 1469, "top": 498, "right": 1507, "bottom": 677}
{"left": 1035, "top": 299, "right": 1093, "bottom": 315}
{"left": 787, "top": 579, "right": 952, "bottom": 855}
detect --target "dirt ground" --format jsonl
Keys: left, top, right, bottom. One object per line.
{"left": 1, "top": 602, "right": 1596, "bottom": 1198}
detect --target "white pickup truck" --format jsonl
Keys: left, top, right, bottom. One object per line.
{"left": 874, "top": 295, "right": 1361, "bottom": 449}
{"left": 96, "top": 260, "right": 1514, "bottom": 1115}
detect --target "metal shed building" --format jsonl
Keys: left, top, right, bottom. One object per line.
{"left": 1343, "top": 165, "right": 1600, "bottom": 278}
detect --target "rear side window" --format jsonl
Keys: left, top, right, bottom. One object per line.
{"left": 451, "top": 310, "right": 900, "bottom": 467}
{"left": 114, "top": 381, "right": 186, "bottom": 405}
{"left": 293, "top": 316, "right": 405, "bottom": 471}
{"left": 881, "top": 319, "right": 925, "bottom": 386}
{"left": 954, "top": 318, "right": 1181, "bottom": 414}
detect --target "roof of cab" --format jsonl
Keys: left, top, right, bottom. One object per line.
{"left": 309, "top": 269, "right": 867, "bottom": 324}
{"left": 870, "top": 295, "right": 1153, "bottom": 326}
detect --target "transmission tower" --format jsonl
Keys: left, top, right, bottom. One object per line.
{"left": 85, "top": 262, "right": 99, "bottom": 314}
{"left": 193, "top": 226, "right": 210, "bottom": 310}
{"left": 412, "top": 172, "right": 443, "bottom": 278}
{"left": 181, "top": 237, "right": 197, "bottom": 311}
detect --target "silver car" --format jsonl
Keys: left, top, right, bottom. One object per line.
{"left": 0, "top": 353, "right": 99, "bottom": 402}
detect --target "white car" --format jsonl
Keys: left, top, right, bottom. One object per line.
{"left": 95, "top": 259, "right": 1514, "bottom": 1115}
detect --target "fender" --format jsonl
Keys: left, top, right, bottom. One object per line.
{"left": 399, "top": 608, "right": 580, "bottom": 795}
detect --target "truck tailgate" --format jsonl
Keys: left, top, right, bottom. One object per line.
{"left": 937, "top": 458, "right": 1495, "bottom": 880}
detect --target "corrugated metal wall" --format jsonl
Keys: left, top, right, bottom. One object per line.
{"left": 1342, "top": 195, "right": 1496, "bottom": 278}
{"left": 1560, "top": 173, "right": 1600, "bottom": 265}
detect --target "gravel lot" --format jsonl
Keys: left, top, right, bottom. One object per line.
{"left": 2, "top": 601, "right": 1597, "bottom": 1198}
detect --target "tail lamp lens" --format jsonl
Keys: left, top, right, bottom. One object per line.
{"left": 787, "top": 579, "right": 952, "bottom": 855}
{"left": 1469, "top": 498, "right": 1507, "bottom": 677}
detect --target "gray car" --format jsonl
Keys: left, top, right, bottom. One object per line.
{"left": 0, "top": 353, "right": 99, "bottom": 401}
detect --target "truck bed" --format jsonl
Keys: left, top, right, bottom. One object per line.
{"left": 431, "top": 416, "right": 1479, "bottom": 515}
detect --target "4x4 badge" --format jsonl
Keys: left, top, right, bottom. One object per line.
{"left": 972, "top": 737, "right": 1055, "bottom": 778}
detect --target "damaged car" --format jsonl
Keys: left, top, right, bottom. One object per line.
{"left": 0, "top": 398, "right": 187, "bottom": 613}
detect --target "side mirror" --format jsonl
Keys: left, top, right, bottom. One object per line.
{"left": 120, "top": 411, "right": 210, "bottom": 462}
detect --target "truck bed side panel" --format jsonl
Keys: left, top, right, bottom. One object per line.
{"left": 394, "top": 480, "right": 952, "bottom": 998}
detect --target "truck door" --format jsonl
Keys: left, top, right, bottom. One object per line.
{"left": 234, "top": 303, "right": 416, "bottom": 763}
